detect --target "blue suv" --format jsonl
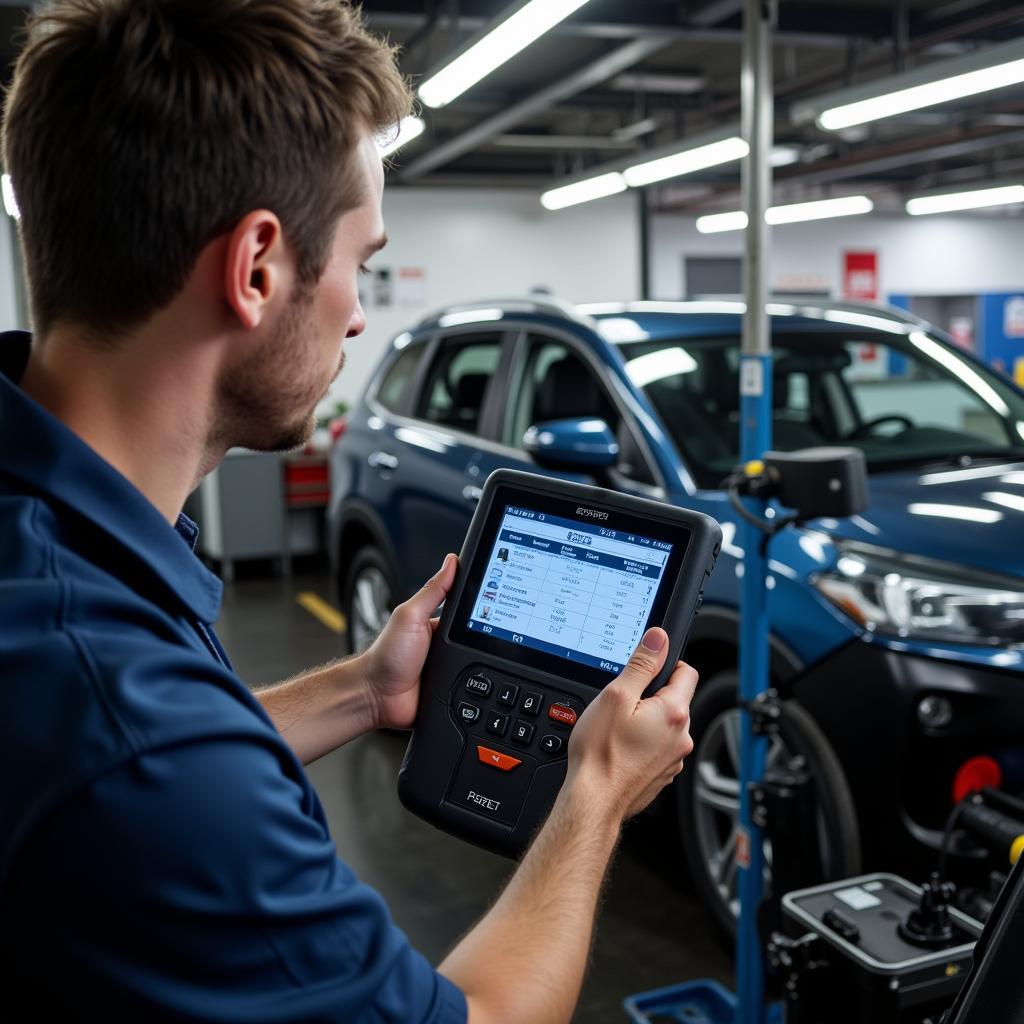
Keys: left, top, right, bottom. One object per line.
{"left": 328, "top": 295, "right": 1024, "bottom": 932}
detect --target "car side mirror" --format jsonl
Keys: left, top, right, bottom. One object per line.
{"left": 522, "top": 418, "right": 619, "bottom": 471}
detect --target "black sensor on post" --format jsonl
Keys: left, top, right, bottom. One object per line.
{"left": 763, "top": 447, "right": 869, "bottom": 521}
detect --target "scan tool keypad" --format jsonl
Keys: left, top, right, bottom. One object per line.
{"left": 452, "top": 665, "right": 585, "bottom": 762}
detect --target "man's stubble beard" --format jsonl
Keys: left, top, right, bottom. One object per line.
{"left": 214, "top": 285, "right": 344, "bottom": 454}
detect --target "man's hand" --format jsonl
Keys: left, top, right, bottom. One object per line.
{"left": 568, "top": 626, "right": 698, "bottom": 820}
{"left": 362, "top": 553, "right": 458, "bottom": 731}
{"left": 440, "top": 627, "right": 698, "bottom": 1024}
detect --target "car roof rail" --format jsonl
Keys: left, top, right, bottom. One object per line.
{"left": 413, "top": 295, "right": 595, "bottom": 333}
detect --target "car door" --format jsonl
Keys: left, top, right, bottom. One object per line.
{"left": 467, "top": 329, "right": 664, "bottom": 501}
{"left": 370, "top": 328, "right": 511, "bottom": 594}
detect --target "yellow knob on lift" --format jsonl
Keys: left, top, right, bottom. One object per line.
{"left": 744, "top": 460, "right": 765, "bottom": 477}
{"left": 1010, "top": 834, "right": 1024, "bottom": 866}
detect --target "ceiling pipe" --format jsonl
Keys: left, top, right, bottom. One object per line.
{"left": 399, "top": 37, "right": 665, "bottom": 180}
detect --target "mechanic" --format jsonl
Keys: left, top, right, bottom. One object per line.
{"left": 0, "top": 2, "right": 697, "bottom": 1022}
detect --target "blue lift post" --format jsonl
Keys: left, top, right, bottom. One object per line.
{"left": 736, "top": 1, "right": 774, "bottom": 1023}
{"left": 622, "top": 3, "right": 777, "bottom": 1021}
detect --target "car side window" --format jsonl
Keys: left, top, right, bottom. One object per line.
{"left": 505, "top": 334, "right": 656, "bottom": 486}
{"left": 375, "top": 342, "right": 426, "bottom": 414}
{"left": 415, "top": 332, "right": 502, "bottom": 433}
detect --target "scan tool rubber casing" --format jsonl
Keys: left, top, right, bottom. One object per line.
{"left": 398, "top": 469, "right": 722, "bottom": 857}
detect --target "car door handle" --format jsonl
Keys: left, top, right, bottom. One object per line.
{"left": 368, "top": 451, "right": 399, "bottom": 471}
{"left": 462, "top": 485, "right": 483, "bottom": 504}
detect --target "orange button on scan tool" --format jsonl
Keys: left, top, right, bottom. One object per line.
{"left": 548, "top": 704, "right": 577, "bottom": 726}
{"left": 477, "top": 745, "right": 522, "bottom": 771}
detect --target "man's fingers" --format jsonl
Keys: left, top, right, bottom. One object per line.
{"left": 399, "top": 553, "right": 457, "bottom": 622}
{"left": 613, "top": 627, "right": 670, "bottom": 699}
{"left": 654, "top": 661, "right": 700, "bottom": 719}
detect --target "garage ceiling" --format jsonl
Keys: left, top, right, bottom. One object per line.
{"left": 0, "top": 0, "right": 1022, "bottom": 216}
{"left": 359, "top": 0, "right": 1024, "bottom": 216}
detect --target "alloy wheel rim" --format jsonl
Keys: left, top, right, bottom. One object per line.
{"left": 351, "top": 566, "right": 392, "bottom": 652}
{"left": 693, "top": 708, "right": 794, "bottom": 920}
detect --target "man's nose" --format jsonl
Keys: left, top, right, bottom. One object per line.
{"left": 346, "top": 300, "right": 367, "bottom": 339}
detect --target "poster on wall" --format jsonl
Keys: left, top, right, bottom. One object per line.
{"left": 949, "top": 316, "right": 975, "bottom": 350}
{"left": 843, "top": 251, "right": 884, "bottom": 379}
{"left": 373, "top": 267, "right": 393, "bottom": 308}
{"left": 1004, "top": 296, "right": 1024, "bottom": 338}
{"left": 843, "top": 251, "right": 878, "bottom": 301}
{"left": 396, "top": 267, "right": 427, "bottom": 308}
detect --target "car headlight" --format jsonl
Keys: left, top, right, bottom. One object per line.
{"left": 812, "top": 541, "right": 1024, "bottom": 647}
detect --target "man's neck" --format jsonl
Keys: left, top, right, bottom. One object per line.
{"left": 20, "top": 318, "right": 227, "bottom": 525}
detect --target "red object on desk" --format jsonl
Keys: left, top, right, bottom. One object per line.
{"left": 284, "top": 456, "right": 329, "bottom": 508}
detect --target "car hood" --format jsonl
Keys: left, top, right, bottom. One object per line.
{"left": 820, "top": 461, "right": 1024, "bottom": 578}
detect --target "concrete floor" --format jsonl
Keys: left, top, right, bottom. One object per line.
{"left": 215, "top": 566, "right": 733, "bottom": 1024}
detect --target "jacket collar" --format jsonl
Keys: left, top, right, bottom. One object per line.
{"left": 0, "top": 330, "right": 223, "bottom": 623}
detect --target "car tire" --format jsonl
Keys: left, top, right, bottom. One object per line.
{"left": 339, "top": 546, "right": 397, "bottom": 657}
{"left": 677, "top": 670, "right": 861, "bottom": 938}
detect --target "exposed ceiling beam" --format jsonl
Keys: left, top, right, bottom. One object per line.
{"left": 369, "top": 12, "right": 866, "bottom": 52}
{"left": 689, "top": 0, "right": 744, "bottom": 27}
{"left": 779, "top": 126, "right": 1024, "bottom": 187}
{"left": 610, "top": 72, "right": 706, "bottom": 95}
{"left": 492, "top": 134, "right": 638, "bottom": 151}
{"left": 399, "top": 37, "right": 666, "bottom": 180}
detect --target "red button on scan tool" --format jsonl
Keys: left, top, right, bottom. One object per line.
{"left": 477, "top": 745, "right": 522, "bottom": 771}
{"left": 548, "top": 704, "right": 577, "bottom": 727}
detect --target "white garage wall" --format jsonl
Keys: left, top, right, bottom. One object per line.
{"left": 649, "top": 212, "right": 1024, "bottom": 300}
{"left": 323, "top": 186, "right": 642, "bottom": 411}
{"left": 0, "top": 209, "right": 24, "bottom": 331}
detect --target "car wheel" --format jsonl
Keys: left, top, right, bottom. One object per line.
{"left": 677, "top": 670, "right": 861, "bottom": 937}
{"left": 340, "top": 546, "right": 397, "bottom": 656}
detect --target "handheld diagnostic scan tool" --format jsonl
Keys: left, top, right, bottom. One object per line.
{"left": 398, "top": 469, "right": 722, "bottom": 856}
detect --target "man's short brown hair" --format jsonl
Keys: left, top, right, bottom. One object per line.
{"left": 2, "top": 0, "right": 411, "bottom": 339}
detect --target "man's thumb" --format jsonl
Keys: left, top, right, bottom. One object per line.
{"left": 403, "top": 553, "right": 457, "bottom": 619}
{"left": 614, "top": 627, "right": 669, "bottom": 697}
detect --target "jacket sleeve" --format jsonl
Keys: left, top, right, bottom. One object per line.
{"left": 5, "top": 736, "right": 467, "bottom": 1024}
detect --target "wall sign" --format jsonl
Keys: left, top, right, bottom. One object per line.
{"left": 843, "top": 251, "right": 878, "bottom": 301}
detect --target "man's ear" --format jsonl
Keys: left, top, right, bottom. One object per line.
{"left": 223, "top": 210, "right": 287, "bottom": 330}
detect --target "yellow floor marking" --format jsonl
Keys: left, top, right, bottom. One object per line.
{"left": 296, "top": 592, "right": 347, "bottom": 634}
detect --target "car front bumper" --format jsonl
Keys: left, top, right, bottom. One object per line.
{"left": 789, "top": 637, "right": 1024, "bottom": 873}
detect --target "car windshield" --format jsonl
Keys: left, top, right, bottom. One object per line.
{"left": 618, "top": 328, "right": 1024, "bottom": 489}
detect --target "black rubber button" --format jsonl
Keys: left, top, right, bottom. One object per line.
{"left": 520, "top": 691, "right": 543, "bottom": 716}
{"left": 496, "top": 682, "right": 519, "bottom": 707}
{"left": 465, "top": 674, "right": 492, "bottom": 697}
{"left": 458, "top": 702, "right": 481, "bottom": 724}
{"left": 511, "top": 720, "right": 534, "bottom": 745}
{"left": 485, "top": 711, "right": 508, "bottom": 737}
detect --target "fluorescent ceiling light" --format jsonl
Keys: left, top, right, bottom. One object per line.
{"left": 696, "top": 210, "right": 749, "bottom": 233}
{"left": 906, "top": 183, "right": 1024, "bottom": 216}
{"left": 626, "top": 347, "right": 698, "bottom": 387}
{"left": 623, "top": 136, "right": 748, "bottom": 188}
{"left": 770, "top": 145, "right": 801, "bottom": 168}
{"left": 376, "top": 116, "right": 425, "bottom": 158}
{"left": 909, "top": 330, "right": 1010, "bottom": 417}
{"left": 768, "top": 195, "right": 873, "bottom": 224}
{"left": 794, "top": 38, "right": 1024, "bottom": 131}
{"left": 418, "top": 0, "right": 593, "bottom": 109}
{"left": 2, "top": 174, "right": 20, "bottom": 220}
{"left": 438, "top": 308, "right": 504, "bottom": 327}
{"left": 541, "top": 172, "right": 626, "bottom": 211}
{"left": 697, "top": 195, "right": 873, "bottom": 233}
